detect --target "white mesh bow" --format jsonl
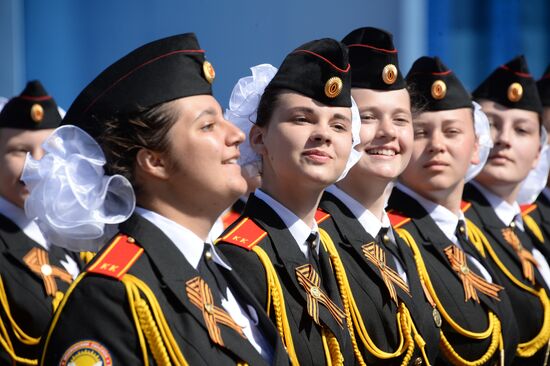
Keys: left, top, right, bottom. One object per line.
{"left": 517, "top": 127, "right": 550, "bottom": 204}
{"left": 21, "top": 125, "right": 136, "bottom": 251}
{"left": 465, "top": 101, "right": 494, "bottom": 183}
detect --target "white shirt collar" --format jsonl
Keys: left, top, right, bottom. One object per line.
{"left": 254, "top": 189, "right": 318, "bottom": 258}
{"left": 470, "top": 181, "right": 523, "bottom": 230}
{"left": 543, "top": 187, "right": 550, "bottom": 202}
{"left": 0, "top": 196, "right": 48, "bottom": 249}
{"left": 134, "top": 207, "right": 231, "bottom": 270}
{"left": 326, "top": 185, "right": 383, "bottom": 238}
{"left": 397, "top": 183, "right": 464, "bottom": 245}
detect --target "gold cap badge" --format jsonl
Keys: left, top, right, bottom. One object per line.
{"left": 324, "top": 77, "right": 343, "bottom": 98}
{"left": 507, "top": 82, "right": 523, "bottom": 102}
{"left": 30, "top": 104, "right": 44, "bottom": 123}
{"left": 431, "top": 80, "right": 447, "bottom": 100}
{"left": 382, "top": 64, "right": 398, "bottom": 85}
{"left": 203, "top": 61, "right": 215, "bottom": 84}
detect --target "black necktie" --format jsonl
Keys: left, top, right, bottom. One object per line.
{"left": 306, "top": 231, "right": 322, "bottom": 279}
{"left": 197, "top": 245, "right": 229, "bottom": 299}
{"left": 376, "top": 227, "right": 402, "bottom": 272}
{"left": 455, "top": 219, "right": 481, "bottom": 260}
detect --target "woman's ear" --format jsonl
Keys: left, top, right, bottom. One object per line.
{"left": 249, "top": 125, "right": 267, "bottom": 155}
{"left": 135, "top": 148, "right": 170, "bottom": 180}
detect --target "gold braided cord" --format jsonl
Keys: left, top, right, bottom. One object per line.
{"left": 523, "top": 214, "right": 545, "bottom": 244}
{"left": 79, "top": 251, "right": 96, "bottom": 264}
{"left": 322, "top": 328, "right": 344, "bottom": 366}
{"left": 464, "top": 220, "right": 486, "bottom": 257}
{"left": 40, "top": 273, "right": 87, "bottom": 366}
{"left": 251, "top": 246, "right": 299, "bottom": 366}
{"left": 319, "top": 229, "right": 423, "bottom": 365}
{"left": 0, "top": 275, "right": 40, "bottom": 345}
{"left": 439, "top": 312, "right": 501, "bottom": 366}
{"left": 122, "top": 274, "right": 188, "bottom": 366}
{"left": 395, "top": 228, "right": 502, "bottom": 364}
{"left": 465, "top": 222, "right": 550, "bottom": 357}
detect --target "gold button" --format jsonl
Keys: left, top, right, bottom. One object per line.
{"left": 431, "top": 80, "right": 447, "bottom": 100}
{"left": 41, "top": 264, "right": 52, "bottom": 276}
{"left": 324, "top": 77, "right": 343, "bottom": 98}
{"left": 382, "top": 234, "right": 390, "bottom": 244}
{"left": 203, "top": 61, "right": 216, "bottom": 84}
{"left": 30, "top": 104, "right": 44, "bottom": 123}
{"left": 509, "top": 221, "right": 516, "bottom": 229}
{"left": 414, "top": 356, "right": 423, "bottom": 366}
{"left": 205, "top": 250, "right": 213, "bottom": 261}
{"left": 459, "top": 225, "right": 465, "bottom": 233}
{"left": 507, "top": 82, "right": 523, "bottom": 102}
{"left": 127, "top": 236, "right": 135, "bottom": 243}
{"left": 310, "top": 286, "right": 321, "bottom": 299}
{"left": 382, "top": 64, "right": 398, "bottom": 85}
{"left": 460, "top": 265, "right": 470, "bottom": 275}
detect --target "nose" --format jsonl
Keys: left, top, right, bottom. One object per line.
{"left": 310, "top": 121, "right": 332, "bottom": 144}
{"left": 225, "top": 119, "right": 246, "bottom": 146}
{"left": 377, "top": 117, "right": 397, "bottom": 140}
{"left": 427, "top": 130, "right": 445, "bottom": 153}
{"left": 492, "top": 124, "right": 511, "bottom": 148}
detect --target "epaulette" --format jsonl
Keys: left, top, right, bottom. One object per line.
{"left": 87, "top": 234, "right": 144, "bottom": 280}
{"left": 387, "top": 209, "right": 411, "bottom": 228}
{"left": 219, "top": 217, "right": 267, "bottom": 250}
{"left": 315, "top": 208, "right": 331, "bottom": 225}
{"left": 520, "top": 203, "right": 537, "bottom": 216}
{"left": 460, "top": 200, "right": 472, "bottom": 213}
{"left": 222, "top": 209, "right": 241, "bottom": 229}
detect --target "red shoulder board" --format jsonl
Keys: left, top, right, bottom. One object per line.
{"left": 315, "top": 208, "right": 331, "bottom": 225}
{"left": 222, "top": 209, "right": 241, "bottom": 229}
{"left": 520, "top": 203, "right": 537, "bottom": 216}
{"left": 87, "top": 235, "right": 144, "bottom": 280}
{"left": 387, "top": 210, "right": 411, "bottom": 228}
{"left": 460, "top": 200, "right": 472, "bottom": 213}
{"left": 220, "top": 217, "right": 267, "bottom": 250}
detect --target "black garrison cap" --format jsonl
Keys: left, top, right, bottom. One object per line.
{"left": 264, "top": 38, "right": 352, "bottom": 107}
{"left": 0, "top": 80, "right": 62, "bottom": 130}
{"left": 63, "top": 33, "right": 215, "bottom": 138}
{"left": 406, "top": 56, "right": 472, "bottom": 111}
{"left": 473, "top": 55, "right": 543, "bottom": 114}
{"left": 342, "top": 26, "right": 405, "bottom": 90}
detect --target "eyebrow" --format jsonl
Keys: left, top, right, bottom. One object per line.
{"left": 193, "top": 107, "right": 218, "bottom": 122}
{"left": 333, "top": 113, "right": 351, "bottom": 123}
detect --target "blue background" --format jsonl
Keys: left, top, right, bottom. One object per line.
{"left": 1, "top": 0, "right": 549, "bottom": 111}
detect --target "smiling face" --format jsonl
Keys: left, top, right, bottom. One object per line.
{"left": 475, "top": 100, "right": 541, "bottom": 194}
{"left": 399, "top": 108, "right": 479, "bottom": 202}
{"left": 346, "top": 88, "right": 413, "bottom": 184}
{"left": 161, "top": 95, "right": 248, "bottom": 210}
{"left": 0, "top": 128, "right": 53, "bottom": 208}
{"left": 252, "top": 91, "right": 353, "bottom": 194}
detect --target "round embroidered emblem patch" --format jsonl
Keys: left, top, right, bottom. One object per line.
{"left": 60, "top": 340, "right": 112, "bottom": 366}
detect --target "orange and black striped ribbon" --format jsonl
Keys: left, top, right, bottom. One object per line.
{"left": 502, "top": 227, "right": 538, "bottom": 284}
{"left": 295, "top": 264, "right": 345, "bottom": 328}
{"left": 23, "top": 247, "right": 73, "bottom": 296}
{"left": 186, "top": 276, "right": 246, "bottom": 346}
{"left": 444, "top": 245, "right": 503, "bottom": 303}
{"left": 362, "top": 242, "right": 410, "bottom": 304}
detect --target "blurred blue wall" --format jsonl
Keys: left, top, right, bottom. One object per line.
{"left": 1, "top": 0, "right": 548, "bottom": 110}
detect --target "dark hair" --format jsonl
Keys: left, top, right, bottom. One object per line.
{"left": 96, "top": 100, "right": 179, "bottom": 193}
{"left": 255, "top": 87, "right": 285, "bottom": 127}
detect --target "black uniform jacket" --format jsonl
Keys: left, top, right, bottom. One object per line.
{"left": 318, "top": 191, "right": 440, "bottom": 365}
{"left": 216, "top": 194, "right": 354, "bottom": 365}
{"left": 521, "top": 193, "right": 550, "bottom": 261}
{"left": 0, "top": 213, "right": 80, "bottom": 365}
{"left": 464, "top": 183, "right": 550, "bottom": 364}
{"left": 40, "top": 214, "right": 289, "bottom": 366}
{"left": 388, "top": 188, "right": 519, "bottom": 365}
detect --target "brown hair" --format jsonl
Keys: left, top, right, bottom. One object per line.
{"left": 255, "top": 88, "right": 285, "bottom": 127}
{"left": 96, "top": 100, "right": 179, "bottom": 193}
